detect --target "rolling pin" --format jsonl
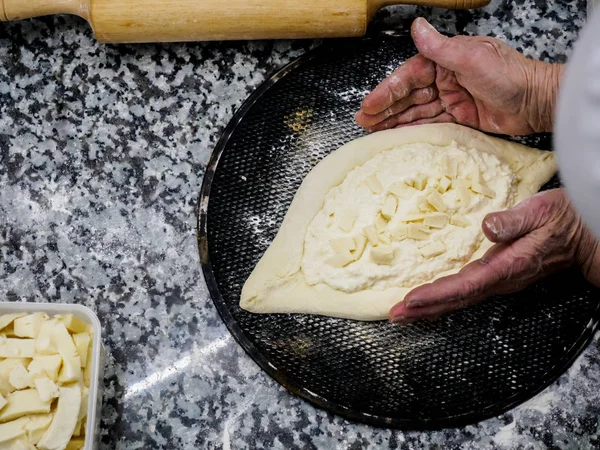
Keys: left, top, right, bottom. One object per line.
{"left": 0, "top": 0, "right": 490, "bottom": 43}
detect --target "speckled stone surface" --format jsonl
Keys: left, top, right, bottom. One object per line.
{"left": 0, "top": 0, "right": 594, "bottom": 448}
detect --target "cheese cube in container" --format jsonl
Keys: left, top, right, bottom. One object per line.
{"left": 0, "top": 303, "right": 104, "bottom": 450}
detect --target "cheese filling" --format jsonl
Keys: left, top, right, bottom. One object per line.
{"left": 301, "top": 141, "right": 517, "bottom": 293}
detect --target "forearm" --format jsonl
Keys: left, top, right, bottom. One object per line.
{"left": 526, "top": 61, "right": 565, "bottom": 133}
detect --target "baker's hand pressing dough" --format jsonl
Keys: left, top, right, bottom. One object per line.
{"left": 389, "top": 189, "right": 600, "bottom": 324}
{"left": 240, "top": 123, "right": 556, "bottom": 321}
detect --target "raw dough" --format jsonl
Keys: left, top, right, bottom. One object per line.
{"left": 240, "top": 124, "right": 557, "bottom": 320}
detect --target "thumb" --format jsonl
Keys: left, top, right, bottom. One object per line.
{"left": 482, "top": 191, "right": 557, "bottom": 243}
{"left": 410, "top": 18, "right": 469, "bottom": 72}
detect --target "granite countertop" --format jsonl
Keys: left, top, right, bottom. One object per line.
{"left": 0, "top": 0, "right": 595, "bottom": 448}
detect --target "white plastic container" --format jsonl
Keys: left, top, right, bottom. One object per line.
{"left": 0, "top": 302, "right": 104, "bottom": 450}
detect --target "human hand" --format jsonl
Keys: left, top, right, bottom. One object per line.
{"left": 389, "top": 189, "right": 600, "bottom": 324}
{"left": 355, "top": 18, "right": 564, "bottom": 135}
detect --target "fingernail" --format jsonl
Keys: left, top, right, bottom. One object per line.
{"left": 485, "top": 215, "right": 501, "bottom": 238}
{"left": 389, "top": 316, "right": 417, "bottom": 326}
{"left": 405, "top": 300, "right": 425, "bottom": 308}
{"left": 415, "top": 18, "right": 435, "bottom": 35}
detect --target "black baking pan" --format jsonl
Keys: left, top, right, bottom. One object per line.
{"left": 196, "top": 33, "right": 600, "bottom": 429}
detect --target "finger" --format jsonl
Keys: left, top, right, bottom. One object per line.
{"left": 393, "top": 112, "right": 456, "bottom": 128}
{"left": 399, "top": 258, "right": 502, "bottom": 310}
{"left": 390, "top": 192, "right": 566, "bottom": 322}
{"left": 355, "top": 86, "right": 438, "bottom": 128}
{"left": 394, "top": 100, "right": 445, "bottom": 125}
{"left": 398, "top": 241, "right": 519, "bottom": 312}
{"left": 389, "top": 295, "right": 483, "bottom": 323}
{"left": 360, "top": 54, "right": 436, "bottom": 116}
{"left": 410, "top": 18, "right": 473, "bottom": 73}
{"left": 368, "top": 100, "right": 444, "bottom": 132}
{"left": 367, "top": 100, "right": 444, "bottom": 132}
{"left": 482, "top": 190, "right": 563, "bottom": 243}
{"left": 399, "top": 236, "right": 543, "bottom": 313}
{"left": 393, "top": 268, "right": 547, "bottom": 323}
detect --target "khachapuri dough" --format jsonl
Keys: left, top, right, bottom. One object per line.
{"left": 240, "top": 123, "right": 557, "bottom": 320}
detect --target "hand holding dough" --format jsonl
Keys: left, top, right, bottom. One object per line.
{"left": 240, "top": 123, "right": 556, "bottom": 321}
{"left": 389, "top": 189, "right": 600, "bottom": 324}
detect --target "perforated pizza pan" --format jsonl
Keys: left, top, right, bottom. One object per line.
{"left": 197, "top": 33, "right": 600, "bottom": 430}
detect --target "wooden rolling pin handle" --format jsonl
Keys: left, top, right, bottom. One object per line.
{"left": 0, "top": 0, "right": 491, "bottom": 42}
{"left": 0, "top": 0, "right": 90, "bottom": 22}
{"left": 0, "top": 0, "right": 491, "bottom": 23}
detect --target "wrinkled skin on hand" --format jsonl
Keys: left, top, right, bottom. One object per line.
{"left": 355, "top": 18, "right": 563, "bottom": 135}
{"left": 389, "top": 189, "right": 600, "bottom": 324}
